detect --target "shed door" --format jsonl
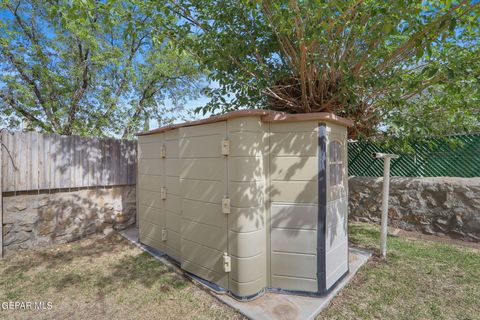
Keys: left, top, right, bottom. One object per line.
{"left": 179, "top": 121, "right": 229, "bottom": 290}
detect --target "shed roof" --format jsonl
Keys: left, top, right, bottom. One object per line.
{"left": 137, "top": 109, "right": 353, "bottom": 136}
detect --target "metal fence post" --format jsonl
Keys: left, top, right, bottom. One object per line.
{"left": 380, "top": 157, "right": 391, "bottom": 258}
{"left": 372, "top": 152, "right": 399, "bottom": 259}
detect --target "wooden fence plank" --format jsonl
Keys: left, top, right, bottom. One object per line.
{"left": 38, "top": 133, "right": 48, "bottom": 190}
{"left": 58, "top": 134, "right": 68, "bottom": 188}
{"left": 107, "top": 139, "right": 115, "bottom": 186}
{"left": 14, "top": 132, "right": 26, "bottom": 191}
{"left": 0, "top": 136, "right": 3, "bottom": 257}
{"left": 90, "top": 137, "right": 100, "bottom": 186}
{"left": 119, "top": 139, "right": 127, "bottom": 185}
{"left": 49, "top": 133, "right": 58, "bottom": 189}
{"left": 0, "top": 131, "right": 4, "bottom": 191}
{"left": 72, "top": 135, "right": 81, "bottom": 188}
{"left": 128, "top": 141, "right": 136, "bottom": 185}
{"left": 44, "top": 133, "right": 53, "bottom": 190}
{"left": 30, "top": 132, "right": 39, "bottom": 190}
{"left": 1, "top": 131, "right": 14, "bottom": 192}
{"left": 113, "top": 139, "right": 121, "bottom": 185}
{"left": 100, "top": 138, "right": 108, "bottom": 186}
{"left": 83, "top": 137, "right": 91, "bottom": 187}
{"left": 1, "top": 132, "right": 136, "bottom": 192}
{"left": 80, "top": 136, "right": 89, "bottom": 187}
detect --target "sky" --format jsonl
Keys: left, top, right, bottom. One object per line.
{"left": 151, "top": 91, "right": 214, "bottom": 129}
{"left": 0, "top": 3, "right": 220, "bottom": 135}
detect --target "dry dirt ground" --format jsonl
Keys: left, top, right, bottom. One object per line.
{"left": 0, "top": 232, "right": 244, "bottom": 320}
{"left": 1, "top": 224, "right": 479, "bottom": 320}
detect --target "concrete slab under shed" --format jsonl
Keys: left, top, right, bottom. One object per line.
{"left": 213, "top": 247, "right": 371, "bottom": 320}
{"left": 119, "top": 227, "right": 372, "bottom": 320}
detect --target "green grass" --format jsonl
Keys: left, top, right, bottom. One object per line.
{"left": 0, "top": 233, "right": 243, "bottom": 320}
{"left": 319, "top": 223, "right": 480, "bottom": 320}
{"left": 1, "top": 224, "right": 479, "bottom": 320}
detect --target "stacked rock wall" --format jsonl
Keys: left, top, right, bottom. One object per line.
{"left": 348, "top": 177, "right": 480, "bottom": 242}
{"left": 2, "top": 186, "right": 136, "bottom": 254}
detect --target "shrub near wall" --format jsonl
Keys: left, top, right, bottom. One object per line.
{"left": 2, "top": 186, "right": 136, "bottom": 255}
{"left": 348, "top": 177, "right": 480, "bottom": 242}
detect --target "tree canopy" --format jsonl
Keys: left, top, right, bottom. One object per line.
{"left": 0, "top": 0, "right": 203, "bottom": 137}
{"left": 1, "top": 0, "right": 478, "bottom": 141}
{"left": 170, "top": 0, "right": 480, "bottom": 141}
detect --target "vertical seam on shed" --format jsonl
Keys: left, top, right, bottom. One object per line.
{"left": 267, "top": 121, "right": 272, "bottom": 287}
{"left": 224, "top": 120, "right": 230, "bottom": 289}
{"left": 162, "top": 134, "right": 166, "bottom": 252}
{"left": 317, "top": 123, "right": 327, "bottom": 292}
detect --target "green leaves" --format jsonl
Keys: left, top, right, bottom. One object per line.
{"left": 172, "top": 0, "right": 480, "bottom": 142}
{"left": 0, "top": 0, "right": 203, "bottom": 137}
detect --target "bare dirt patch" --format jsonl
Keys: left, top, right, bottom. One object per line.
{"left": 0, "top": 232, "right": 244, "bottom": 320}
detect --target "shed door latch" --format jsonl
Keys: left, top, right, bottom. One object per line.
{"left": 222, "top": 197, "right": 231, "bottom": 214}
{"left": 221, "top": 139, "right": 230, "bottom": 156}
{"left": 223, "top": 253, "right": 231, "bottom": 273}
{"left": 162, "top": 228, "right": 167, "bottom": 242}
{"left": 160, "top": 187, "right": 167, "bottom": 200}
{"left": 161, "top": 144, "right": 167, "bottom": 158}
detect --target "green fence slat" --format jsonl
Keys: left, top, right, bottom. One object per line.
{"left": 347, "top": 133, "right": 480, "bottom": 177}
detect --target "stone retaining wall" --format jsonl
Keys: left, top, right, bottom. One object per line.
{"left": 2, "top": 186, "right": 136, "bottom": 254}
{"left": 348, "top": 177, "right": 480, "bottom": 242}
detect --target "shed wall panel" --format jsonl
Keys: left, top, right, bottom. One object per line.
{"left": 166, "top": 211, "right": 181, "bottom": 234}
{"left": 179, "top": 135, "right": 221, "bottom": 158}
{"left": 165, "top": 159, "right": 179, "bottom": 177}
{"left": 163, "top": 129, "right": 181, "bottom": 260}
{"left": 138, "top": 174, "right": 163, "bottom": 192}
{"left": 139, "top": 223, "right": 165, "bottom": 252}
{"left": 137, "top": 115, "right": 349, "bottom": 298}
{"left": 138, "top": 142, "right": 163, "bottom": 159}
{"left": 271, "top": 229, "right": 317, "bottom": 255}
{"left": 138, "top": 205, "right": 163, "bottom": 226}
{"left": 138, "top": 159, "right": 163, "bottom": 176}
{"left": 181, "top": 180, "right": 224, "bottom": 203}
{"left": 163, "top": 140, "right": 179, "bottom": 158}
{"left": 181, "top": 259, "right": 229, "bottom": 289}
{"left": 269, "top": 132, "right": 317, "bottom": 156}
{"left": 270, "top": 203, "right": 317, "bottom": 230}
{"left": 182, "top": 199, "right": 224, "bottom": 228}
{"left": 229, "top": 278, "right": 266, "bottom": 297}
{"left": 180, "top": 121, "right": 225, "bottom": 138}
{"left": 229, "top": 131, "right": 264, "bottom": 157}
{"left": 228, "top": 157, "right": 264, "bottom": 182}
{"left": 271, "top": 252, "right": 317, "bottom": 279}
{"left": 229, "top": 207, "right": 265, "bottom": 233}
{"left": 270, "top": 181, "right": 317, "bottom": 203}
{"left": 227, "top": 117, "right": 267, "bottom": 297}
{"left": 230, "top": 254, "right": 265, "bottom": 283}
{"left": 181, "top": 221, "right": 227, "bottom": 252}
{"left": 180, "top": 158, "right": 224, "bottom": 180}
{"left": 270, "top": 157, "right": 318, "bottom": 181}
{"left": 270, "top": 275, "right": 318, "bottom": 292}
{"left": 228, "top": 229, "right": 264, "bottom": 258}
{"left": 268, "top": 121, "right": 319, "bottom": 293}
{"left": 324, "top": 123, "right": 349, "bottom": 290}
{"left": 137, "top": 133, "right": 166, "bottom": 254}
{"left": 229, "top": 181, "right": 265, "bottom": 208}
{"left": 179, "top": 123, "right": 228, "bottom": 290}
{"left": 138, "top": 189, "right": 164, "bottom": 209}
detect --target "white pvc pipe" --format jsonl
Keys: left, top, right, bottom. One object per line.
{"left": 380, "top": 157, "right": 391, "bottom": 258}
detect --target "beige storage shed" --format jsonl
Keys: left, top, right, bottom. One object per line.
{"left": 137, "top": 110, "right": 353, "bottom": 300}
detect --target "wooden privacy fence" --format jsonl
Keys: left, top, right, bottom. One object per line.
{"left": 0, "top": 131, "right": 137, "bottom": 193}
